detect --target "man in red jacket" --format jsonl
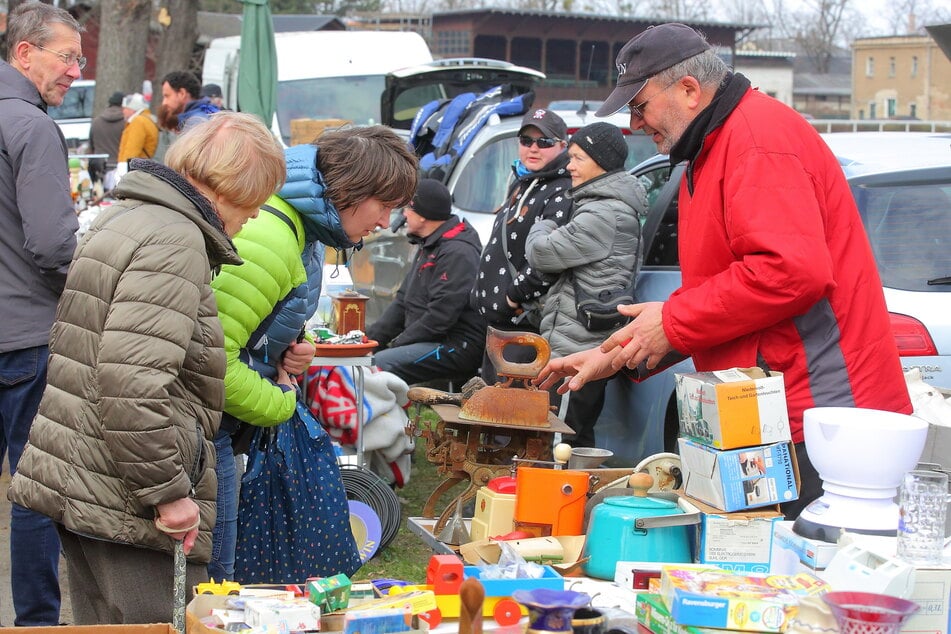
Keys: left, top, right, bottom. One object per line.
{"left": 537, "top": 23, "right": 912, "bottom": 518}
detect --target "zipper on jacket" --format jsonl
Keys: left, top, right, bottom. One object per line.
{"left": 187, "top": 423, "right": 204, "bottom": 495}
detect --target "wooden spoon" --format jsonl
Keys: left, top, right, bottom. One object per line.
{"left": 459, "top": 577, "right": 485, "bottom": 634}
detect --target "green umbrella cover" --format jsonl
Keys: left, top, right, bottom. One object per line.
{"left": 238, "top": 0, "right": 278, "bottom": 126}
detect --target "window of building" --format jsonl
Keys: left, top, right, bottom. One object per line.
{"left": 859, "top": 109, "right": 865, "bottom": 119}
{"left": 889, "top": 57, "right": 896, "bottom": 77}
{"left": 886, "top": 98, "right": 896, "bottom": 117}
{"left": 866, "top": 56, "right": 874, "bottom": 77}
{"left": 473, "top": 34, "right": 505, "bottom": 60}
{"left": 511, "top": 37, "right": 542, "bottom": 73}
{"left": 910, "top": 103, "right": 917, "bottom": 118}
{"left": 911, "top": 56, "right": 918, "bottom": 77}
{"left": 545, "top": 38, "right": 576, "bottom": 81}
{"left": 869, "top": 102, "right": 877, "bottom": 119}
{"left": 437, "top": 30, "right": 472, "bottom": 57}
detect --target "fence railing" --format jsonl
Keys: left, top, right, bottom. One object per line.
{"left": 810, "top": 120, "right": 951, "bottom": 133}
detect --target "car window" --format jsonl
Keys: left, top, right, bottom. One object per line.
{"left": 48, "top": 84, "right": 94, "bottom": 120}
{"left": 853, "top": 181, "right": 951, "bottom": 292}
{"left": 453, "top": 134, "right": 516, "bottom": 214}
{"left": 276, "top": 75, "right": 387, "bottom": 145}
{"left": 391, "top": 84, "right": 445, "bottom": 129}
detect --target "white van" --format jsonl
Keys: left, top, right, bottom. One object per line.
{"left": 202, "top": 30, "right": 433, "bottom": 145}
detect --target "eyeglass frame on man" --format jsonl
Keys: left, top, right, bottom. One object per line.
{"left": 518, "top": 135, "right": 560, "bottom": 149}
{"left": 628, "top": 77, "right": 680, "bottom": 119}
{"left": 32, "top": 43, "right": 86, "bottom": 71}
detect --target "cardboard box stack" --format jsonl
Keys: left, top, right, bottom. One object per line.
{"left": 674, "top": 368, "right": 800, "bottom": 572}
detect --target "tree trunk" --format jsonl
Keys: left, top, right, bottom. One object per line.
{"left": 94, "top": 0, "right": 151, "bottom": 114}
{"left": 154, "top": 0, "right": 200, "bottom": 89}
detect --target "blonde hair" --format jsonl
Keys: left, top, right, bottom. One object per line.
{"left": 166, "top": 112, "right": 285, "bottom": 209}
{"left": 316, "top": 125, "right": 418, "bottom": 211}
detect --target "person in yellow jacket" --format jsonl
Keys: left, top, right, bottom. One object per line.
{"left": 117, "top": 92, "right": 158, "bottom": 164}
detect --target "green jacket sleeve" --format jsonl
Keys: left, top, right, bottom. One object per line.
{"left": 212, "top": 206, "right": 307, "bottom": 426}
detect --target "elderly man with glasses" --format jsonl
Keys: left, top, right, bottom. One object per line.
{"left": 538, "top": 23, "right": 912, "bottom": 520}
{"left": 0, "top": 2, "right": 84, "bottom": 626}
{"left": 472, "top": 107, "right": 573, "bottom": 383}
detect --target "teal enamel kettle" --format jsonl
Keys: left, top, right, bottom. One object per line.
{"left": 583, "top": 473, "right": 698, "bottom": 580}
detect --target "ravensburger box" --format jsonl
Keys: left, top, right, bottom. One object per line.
{"left": 675, "top": 368, "right": 790, "bottom": 449}
{"left": 678, "top": 437, "right": 800, "bottom": 512}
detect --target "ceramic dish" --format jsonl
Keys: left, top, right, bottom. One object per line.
{"left": 313, "top": 340, "right": 378, "bottom": 358}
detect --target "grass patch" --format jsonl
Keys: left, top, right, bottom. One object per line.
{"left": 352, "top": 406, "right": 464, "bottom": 583}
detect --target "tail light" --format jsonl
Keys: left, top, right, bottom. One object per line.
{"left": 890, "top": 313, "right": 938, "bottom": 356}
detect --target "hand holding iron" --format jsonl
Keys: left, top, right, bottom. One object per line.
{"left": 601, "top": 301, "right": 673, "bottom": 371}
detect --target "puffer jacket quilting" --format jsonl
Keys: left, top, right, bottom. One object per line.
{"left": 526, "top": 169, "right": 647, "bottom": 356}
{"left": 8, "top": 166, "right": 239, "bottom": 563}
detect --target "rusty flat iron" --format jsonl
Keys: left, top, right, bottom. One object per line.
{"left": 459, "top": 327, "right": 551, "bottom": 427}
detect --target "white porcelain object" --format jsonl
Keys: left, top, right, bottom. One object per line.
{"left": 795, "top": 407, "right": 929, "bottom": 539}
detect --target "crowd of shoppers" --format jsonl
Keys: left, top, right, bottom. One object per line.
{"left": 0, "top": 4, "right": 918, "bottom": 626}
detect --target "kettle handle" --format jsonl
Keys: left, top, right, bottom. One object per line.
{"left": 634, "top": 512, "right": 701, "bottom": 530}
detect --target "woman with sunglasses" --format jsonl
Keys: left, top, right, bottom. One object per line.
{"left": 472, "top": 107, "right": 573, "bottom": 382}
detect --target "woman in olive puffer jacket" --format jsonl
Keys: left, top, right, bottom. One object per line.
{"left": 8, "top": 112, "right": 285, "bottom": 625}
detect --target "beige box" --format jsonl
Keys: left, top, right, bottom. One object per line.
{"left": 675, "top": 368, "right": 790, "bottom": 449}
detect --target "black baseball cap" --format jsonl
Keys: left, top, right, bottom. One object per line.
{"left": 596, "top": 23, "right": 711, "bottom": 117}
{"left": 519, "top": 108, "right": 568, "bottom": 140}
{"left": 200, "top": 83, "right": 223, "bottom": 99}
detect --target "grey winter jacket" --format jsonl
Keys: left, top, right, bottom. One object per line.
{"left": 526, "top": 169, "right": 647, "bottom": 356}
{"left": 0, "top": 60, "right": 79, "bottom": 353}
{"left": 8, "top": 162, "right": 241, "bottom": 563}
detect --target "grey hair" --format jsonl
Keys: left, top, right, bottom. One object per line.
{"left": 656, "top": 49, "right": 729, "bottom": 90}
{"left": 6, "top": 3, "right": 84, "bottom": 63}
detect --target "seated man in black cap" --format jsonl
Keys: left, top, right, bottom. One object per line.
{"left": 367, "top": 178, "right": 486, "bottom": 385}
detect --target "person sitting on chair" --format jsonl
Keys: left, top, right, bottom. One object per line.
{"left": 367, "top": 179, "right": 486, "bottom": 385}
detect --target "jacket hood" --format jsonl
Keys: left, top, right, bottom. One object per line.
{"left": 570, "top": 169, "right": 646, "bottom": 215}
{"left": 277, "top": 144, "right": 359, "bottom": 250}
{"left": 0, "top": 59, "right": 46, "bottom": 110}
{"left": 100, "top": 104, "right": 126, "bottom": 123}
{"left": 115, "top": 160, "right": 241, "bottom": 269}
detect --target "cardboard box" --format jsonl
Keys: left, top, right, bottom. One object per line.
{"left": 769, "top": 521, "right": 839, "bottom": 575}
{"left": 679, "top": 437, "right": 800, "bottom": 512}
{"left": 186, "top": 594, "right": 347, "bottom": 634}
{"left": 660, "top": 566, "right": 829, "bottom": 633}
{"left": 458, "top": 535, "right": 586, "bottom": 575}
{"left": 307, "top": 574, "right": 352, "bottom": 612}
{"left": 244, "top": 597, "right": 321, "bottom": 631}
{"left": 678, "top": 494, "right": 783, "bottom": 573}
{"left": 675, "top": 368, "right": 790, "bottom": 449}
{"left": 0, "top": 623, "right": 178, "bottom": 634}
{"left": 636, "top": 592, "right": 739, "bottom": 634}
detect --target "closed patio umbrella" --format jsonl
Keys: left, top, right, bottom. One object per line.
{"left": 238, "top": 0, "right": 278, "bottom": 126}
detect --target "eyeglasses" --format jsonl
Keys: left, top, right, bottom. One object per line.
{"left": 629, "top": 78, "right": 679, "bottom": 119}
{"left": 518, "top": 135, "right": 559, "bottom": 149}
{"left": 33, "top": 44, "right": 87, "bottom": 70}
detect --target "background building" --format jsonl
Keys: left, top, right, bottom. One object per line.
{"left": 852, "top": 30, "right": 951, "bottom": 120}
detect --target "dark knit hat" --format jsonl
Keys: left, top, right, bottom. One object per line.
{"left": 570, "top": 122, "right": 629, "bottom": 172}
{"left": 596, "top": 23, "right": 711, "bottom": 116}
{"left": 200, "top": 83, "right": 223, "bottom": 99}
{"left": 519, "top": 108, "right": 568, "bottom": 140}
{"left": 108, "top": 91, "right": 124, "bottom": 107}
{"left": 410, "top": 178, "right": 452, "bottom": 221}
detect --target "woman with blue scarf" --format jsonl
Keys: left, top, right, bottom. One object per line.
{"left": 208, "top": 126, "right": 418, "bottom": 582}
{"left": 472, "top": 108, "right": 573, "bottom": 383}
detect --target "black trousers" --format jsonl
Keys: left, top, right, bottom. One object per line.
{"left": 550, "top": 377, "right": 610, "bottom": 448}
{"left": 779, "top": 441, "right": 823, "bottom": 520}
